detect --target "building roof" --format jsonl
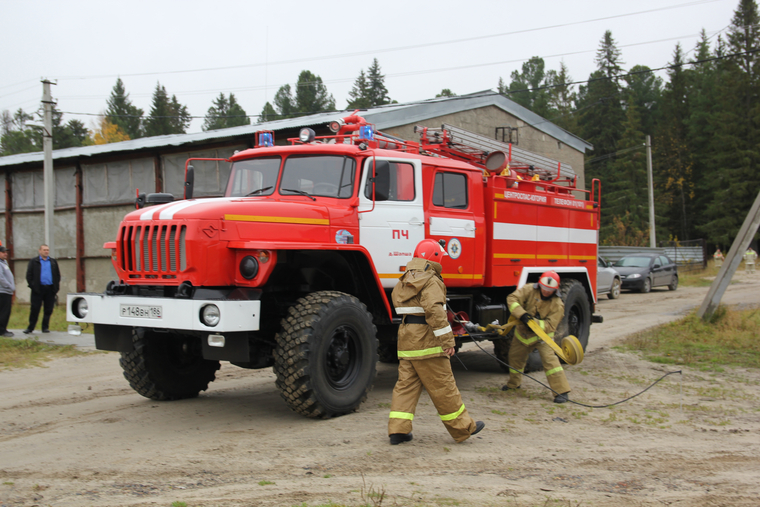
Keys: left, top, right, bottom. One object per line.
{"left": 0, "top": 91, "right": 592, "bottom": 168}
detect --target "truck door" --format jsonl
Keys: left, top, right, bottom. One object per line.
{"left": 358, "top": 157, "right": 425, "bottom": 288}
{"left": 428, "top": 168, "right": 480, "bottom": 287}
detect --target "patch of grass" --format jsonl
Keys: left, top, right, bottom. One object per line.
{"left": 3, "top": 482, "right": 14, "bottom": 486}
{"left": 619, "top": 306, "right": 760, "bottom": 371}
{"left": 491, "top": 409, "right": 507, "bottom": 416}
{"left": 376, "top": 402, "right": 390, "bottom": 408}
{"left": 323, "top": 474, "right": 333, "bottom": 478}
{"left": 0, "top": 336, "right": 87, "bottom": 369}
{"left": 258, "top": 480, "right": 275, "bottom": 486}
{"left": 171, "top": 502, "right": 187, "bottom": 507}
{"left": 8, "top": 303, "right": 72, "bottom": 333}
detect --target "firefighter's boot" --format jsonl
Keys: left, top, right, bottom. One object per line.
{"left": 472, "top": 421, "right": 485, "bottom": 435}
{"left": 554, "top": 392, "right": 569, "bottom": 404}
{"left": 390, "top": 433, "right": 413, "bottom": 445}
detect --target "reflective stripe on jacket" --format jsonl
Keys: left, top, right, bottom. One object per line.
{"left": 507, "top": 283, "right": 564, "bottom": 346}
{"left": 392, "top": 257, "right": 454, "bottom": 360}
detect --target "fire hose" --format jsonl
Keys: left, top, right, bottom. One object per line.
{"left": 453, "top": 315, "right": 682, "bottom": 409}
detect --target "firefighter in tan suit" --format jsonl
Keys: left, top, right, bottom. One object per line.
{"left": 388, "top": 239, "right": 485, "bottom": 445}
{"left": 501, "top": 271, "right": 572, "bottom": 403}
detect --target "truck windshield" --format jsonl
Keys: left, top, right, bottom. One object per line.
{"left": 227, "top": 157, "right": 281, "bottom": 197}
{"left": 280, "top": 155, "right": 356, "bottom": 198}
{"left": 226, "top": 155, "right": 357, "bottom": 199}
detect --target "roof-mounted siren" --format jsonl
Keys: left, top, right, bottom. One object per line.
{"left": 328, "top": 119, "right": 344, "bottom": 133}
{"left": 485, "top": 150, "right": 508, "bottom": 174}
{"left": 255, "top": 130, "right": 274, "bottom": 147}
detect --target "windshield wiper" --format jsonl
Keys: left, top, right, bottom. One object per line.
{"left": 282, "top": 188, "right": 317, "bottom": 201}
{"left": 246, "top": 186, "right": 273, "bottom": 196}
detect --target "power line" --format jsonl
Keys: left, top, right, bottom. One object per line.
{"left": 53, "top": 0, "right": 722, "bottom": 82}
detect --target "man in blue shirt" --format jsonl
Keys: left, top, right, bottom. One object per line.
{"left": 24, "top": 244, "right": 60, "bottom": 334}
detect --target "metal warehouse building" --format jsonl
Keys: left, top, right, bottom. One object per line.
{"left": 0, "top": 91, "right": 592, "bottom": 303}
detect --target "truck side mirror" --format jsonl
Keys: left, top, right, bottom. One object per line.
{"left": 184, "top": 165, "right": 195, "bottom": 200}
{"left": 372, "top": 160, "right": 390, "bottom": 201}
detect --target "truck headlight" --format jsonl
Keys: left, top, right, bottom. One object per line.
{"left": 240, "top": 255, "right": 259, "bottom": 279}
{"left": 72, "top": 297, "right": 89, "bottom": 318}
{"left": 201, "top": 304, "right": 220, "bottom": 327}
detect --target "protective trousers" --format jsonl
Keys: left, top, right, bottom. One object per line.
{"left": 504, "top": 338, "right": 571, "bottom": 394}
{"left": 389, "top": 357, "right": 477, "bottom": 442}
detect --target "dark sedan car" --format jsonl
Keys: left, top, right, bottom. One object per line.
{"left": 613, "top": 253, "right": 678, "bottom": 293}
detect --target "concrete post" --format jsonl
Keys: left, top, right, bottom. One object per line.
{"left": 698, "top": 188, "right": 760, "bottom": 320}
{"left": 42, "top": 79, "right": 56, "bottom": 256}
{"left": 646, "top": 135, "right": 656, "bottom": 248}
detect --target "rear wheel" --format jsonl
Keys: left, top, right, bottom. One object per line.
{"left": 119, "top": 328, "right": 221, "bottom": 400}
{"left": 668, "top": 275, "right": 678, "bottom": 291}
{"left": 274, "top": 291, "right": 378, "bottom": 418}
{"left": 525, "top": 279, "right": 591, "bottom": 372}
{"left": 607, "top": 278, "right": 621, "bottom": 299}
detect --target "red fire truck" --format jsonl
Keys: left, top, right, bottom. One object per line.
{"left": 67, "top": 113, "right": 602, "bottom": 418}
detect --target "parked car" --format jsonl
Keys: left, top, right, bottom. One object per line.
{"left": 597, "top": 257, "right": 621, "bottom": 299}
{"left": 613, "top": 253, "right": 679, "bottom": 293}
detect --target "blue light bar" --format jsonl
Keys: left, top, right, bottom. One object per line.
{"left": 258, "top": 132, "right": 273, "bottom": 147}
{"left": 359, "top": 125, "right": 374, "bottom": 140}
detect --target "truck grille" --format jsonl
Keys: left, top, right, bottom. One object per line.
{"left": 120, "top": 224, "right": 187, "bottom": 277}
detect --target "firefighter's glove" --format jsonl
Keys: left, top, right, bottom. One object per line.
{"left": 519, "top": 313, "right": 533, "bottom": 325}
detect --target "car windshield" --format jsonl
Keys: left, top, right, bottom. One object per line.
{"left": 614, "top": 256, "right": 652, "bottom": 268}
{"left": 225, "top": 155, "right": 357, "bottom": 198}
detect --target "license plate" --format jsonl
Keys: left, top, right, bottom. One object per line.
{"left": 120, "top": 304, "right": 162, "bottom": 319}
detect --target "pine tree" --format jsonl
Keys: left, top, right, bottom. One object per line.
{"left": 347, "top": 70, "right": 370, "bottom": 109}
{"left": 294, "top": 70, "right": 335, "bottom": 115}
{"left": 703, "top": 0, "right": 760, "bottom": 246}
{"left": 578, "top": 31, "right": 626, "bottom": 192}
{"left": 106, "top": 78, "right": 143, "bottom": 139}
{"left": 259, "top": 102, "right": 278, "bottom": 122}
{"left": 506, "top": 56, "right": 552, "bottom": 117}
{"left": 202, "top": 93, "right": 250, "bottom": 131}
{"left": 273, "top": 84, "right": 295, "bottom": 119}
{"left": 654, "top": 44, "right": 695, "bottom": 241}
{"left": 624, "top": 65, "right": 663, "bottom": 137}
{"left": 0, "top": 108, "right": 37, "bottom": 155}
{"left": 366, "top": 59, "right": 390, "bottom": 106}
{"left": 436, "top": 89, "right": 456, "bottom": 98}
{"left": 546, "top": 62, "right": 578, "bottom": 134}
{"left": 144, "top": 83, "right": 191, "bottom": 136}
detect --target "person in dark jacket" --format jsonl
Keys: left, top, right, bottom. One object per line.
{"left": 24, "top": 244, "right": 60, "bottom": 334}
{"left": 0, "top": 246, "right": 15, "bottom": 337}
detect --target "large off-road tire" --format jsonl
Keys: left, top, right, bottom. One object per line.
{"left": 525, "top": 279, "right": 591, "bottom": 372}
{"left": 273, "top": 291, "right": 378, "bottom": 418}
{"left": 119, "top": 328, "right": 221, "bottom": 401}
{"left": 608, "top": 277, "right": 621, "bottom": 299}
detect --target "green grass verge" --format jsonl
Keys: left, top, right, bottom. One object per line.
{"left": 0, "top": 336, "right": 87, "bottom": 369}
{"left": 7, "top": 303, "right": 71, "bottom": 332}
{"left": 619, "top": 306, "right": 760, "bottom": 371}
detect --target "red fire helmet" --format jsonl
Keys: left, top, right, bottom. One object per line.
{"left": 413, "top": 239, "right": 448, "bottom": 260}
{"left": 539, "top": 271, "right": 560, "bottom": 292}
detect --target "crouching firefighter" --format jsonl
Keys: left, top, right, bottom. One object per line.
{"left": 388, "top": 239, "right": 485, "bottom": 445}
{"left": 501, "top": 271, "right": 572, "bottom": 404}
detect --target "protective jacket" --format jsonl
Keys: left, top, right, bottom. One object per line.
{"left": 504, "top": 283, "right": 571, "bottom": 394}
{"left": 507, "top": 283, "right": 564, "bottom": 346}
{"left": 388, "top": 257, "right": 477, "bottom": 442}
{"left": 391, "top": 258, "right": 454, "bottom": 359}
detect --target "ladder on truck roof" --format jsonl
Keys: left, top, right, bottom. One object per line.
{"left": 415, "top": 123, "right": 576, "bottom": 182}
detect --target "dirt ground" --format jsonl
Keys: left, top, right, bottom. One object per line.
{"left": 2, "top": 274, "right": 759, "bottom": 507}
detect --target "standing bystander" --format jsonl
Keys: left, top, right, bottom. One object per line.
{"left": 0, "top": 246, "right": 15, "bottom": 337}
{"left": 24, "top": 244, "right": 60, "bottom": 334}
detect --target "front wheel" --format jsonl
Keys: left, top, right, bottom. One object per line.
{"left": 640, "top": 277, "right": 652, "bottom": 293}
{"left": 273, "top": 291, "right": 378, "bottom": 418}
{"left": 607, "top": 278, "right": 621, "bottom": 299}
{"left": 119, "top": 328, "right": 221, "bottom": 401}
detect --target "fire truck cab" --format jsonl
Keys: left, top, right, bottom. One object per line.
{"left": 67, "top": 113, "right": 601, "bottom": 418}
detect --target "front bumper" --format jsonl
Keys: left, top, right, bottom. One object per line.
{"left": 66, "top": 293, "right": 261, "bottom": 333}
{"left": 620, "top": 277, "right": 644, "bottom": 290}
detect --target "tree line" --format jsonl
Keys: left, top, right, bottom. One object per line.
{"left": 1, "top": 0, "right": 758, "bottom": 250}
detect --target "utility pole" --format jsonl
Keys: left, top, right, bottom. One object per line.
{"left": 42, "top": 79, "right": 56, "bottom": 257}
{"left": 646, "top": 135, "right": 656, "bottom": 248}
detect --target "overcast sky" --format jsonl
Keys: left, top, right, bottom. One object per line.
{"left": 0, "top": 0, "right": 740, "bottom": 135}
